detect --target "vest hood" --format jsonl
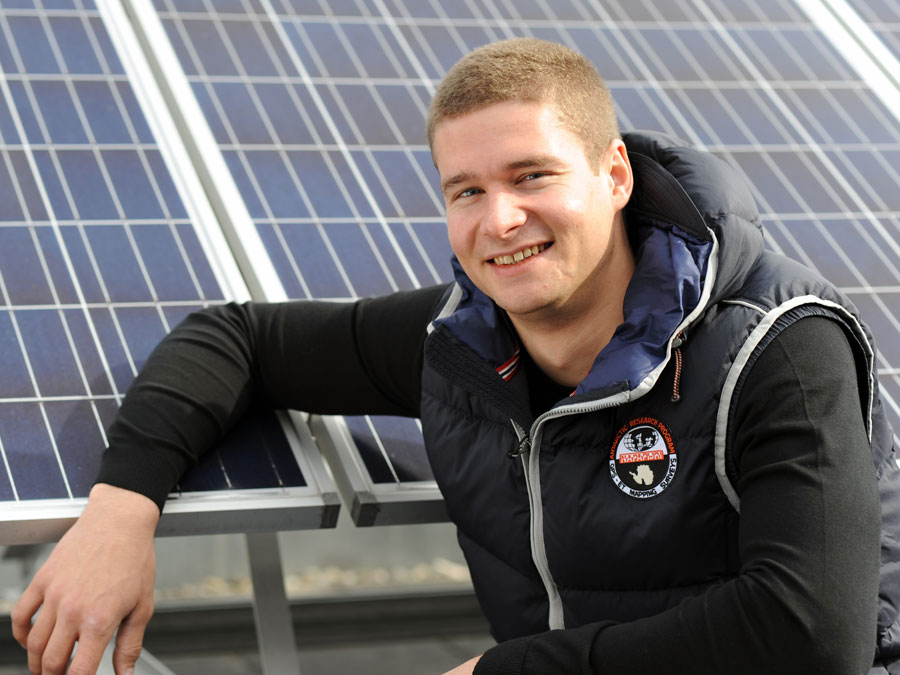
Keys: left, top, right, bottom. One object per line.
{"left": 623, "top": 131, "right": 766, "bottom": 303}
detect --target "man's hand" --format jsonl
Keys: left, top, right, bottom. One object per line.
{"left": 443, "top": 655, "right": 481, "bottom": 675}
{"left": 11, "top": 483, "right": 159, "bottom": 674}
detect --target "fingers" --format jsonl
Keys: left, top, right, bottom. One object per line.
{"left": 36, "top": 618, "right": 78, "bottom": 675}
{"left": 11, "top": 583, "right": 43, "bottom": 649}
{"left": 111, "top": 609, "right": 151, "bottom": 675}
{"left": 68, "top": 630, "right": 115, "bottom": 675}
{"left": 24, "top": 604, "right": 57, "bottom": 674}
{"left": 19, "top": 598, "right": 112, "bottom": 675}
{"left": 12, "top": 580, "right": 76, "bottom": 674}
{"left": 10, "top": 486, "right": 159, "bottom": 673}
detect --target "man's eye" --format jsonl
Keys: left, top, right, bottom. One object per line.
{"left": 520, "top": 172, "right": 548, "bottom": 183}
{"left": 457, "top": 187, "right": 481, "bottom": 199}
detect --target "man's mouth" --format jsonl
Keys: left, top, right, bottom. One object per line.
{"left": 491, "top": 243, "right": 550, "bottom": 266}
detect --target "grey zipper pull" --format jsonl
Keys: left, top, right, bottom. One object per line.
{"left": 509, "top": 434, "right": 531, "bottom": 458}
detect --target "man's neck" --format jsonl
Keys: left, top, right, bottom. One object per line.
{"left": 512, "top": 297, "right": 625, "bottom": 388}
{"left": 510, "top": 230, "right": 634, "bottom": 389}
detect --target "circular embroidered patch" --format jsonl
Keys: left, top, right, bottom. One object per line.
{"left": 609, "top": 417, "right": 677, "bottom": 498}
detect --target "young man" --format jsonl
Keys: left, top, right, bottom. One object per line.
{"left": 12, "top": 38, "right": 900, "bottom": 674}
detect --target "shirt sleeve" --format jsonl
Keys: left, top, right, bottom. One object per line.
{"left": 474, "top": 315, "right": 882, "bottom": 675}
{"left": 95, "top": 285, "right": 448, "bottom": 510}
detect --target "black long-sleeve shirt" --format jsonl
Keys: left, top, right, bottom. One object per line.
{"left": 96, "top": 286, "right": 881, "bottom": 674}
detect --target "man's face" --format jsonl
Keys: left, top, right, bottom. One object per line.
{"left": 432, "top": 101, "right": 632, "bottom": 325}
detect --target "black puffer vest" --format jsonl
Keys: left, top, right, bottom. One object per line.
{"left": 421, "top": 132, "right": 900, "bottom": 662}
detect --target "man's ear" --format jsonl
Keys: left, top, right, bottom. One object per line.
{"left": 606, "top": 139, "right": 634, "bottom": 211}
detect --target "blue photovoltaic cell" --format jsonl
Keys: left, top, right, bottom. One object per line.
{"left": 0, "top": 3, "right": 309, "bottom": 504}
{"left": 150, "top": 0, "right": 900, "bottom": 491}
{"left": 368, "top": 415, "right": 433, "bottom": 483}
{"left": 102, "top": 151, "right": 167, "bottom": 220}
{"left": 45, "top": 399, "right": 107, "bottom": 498}
{"left": 0, "top": 402, "right": 69, "bottom": 501}
{"left": 178, "top": 409, "right": 306, "bottom": 493}
{"left": 17, "top": 310, "right": 87, "bottom": 398}
{"left": 51, "top": 16, "right": 104, "bottom": 73}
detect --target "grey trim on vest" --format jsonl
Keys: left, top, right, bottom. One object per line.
{"left": 714, "top": 295, "right": 876, "bottom": 512}
{"left": 427, "top": 282, "right": 463, "bottom": 334}
{"left": 721, "top": 298, "right": 767, "bottom": 315}
{"left": 511, "top": 419, "right": 565, "bottom": 631}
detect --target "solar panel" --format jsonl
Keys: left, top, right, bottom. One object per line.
{"left": 0, "top": 0, "right": 338, "bottom": 545}
{"left": 103, "top": 0, "right": 900, "bottom": 526}
{"left": 123, "top": 0, "right": 453, "bottom": 524}
{"left": 4, "top": 0, "right": 898, "bottom": 528}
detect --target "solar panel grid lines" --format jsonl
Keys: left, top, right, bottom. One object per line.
{"left": 108, "top": 0, "right": 900, "bottom": 522}
{"left": 97, "top": 0, "right": 254, "bottom": 305}
{"left": 798, "top": 0, "right": 900, "bottom": 122}
{"left": 116, "top": 0, "right": 288, "bottom": 302}
{"left": 158, "top": 0, "right": 347, "bottom": 299}
{"left": 600, "top": 5, "right": 848, "bottom": 238}
{"left": 147, "top": 0, "right": 444, "bottom": 300}
{"left": 250, "top": 0, "right": 458, "bottom": 485}
{"left": 267, "top": 0, "right": 436, "bottom": 290}
{"left": 271, "top": 17, "right": 427, "bottom": 293}
{"left": 259, "top": 0, "right": 450, "bottom": 480}
{"left": 696, "top": 1, "right": 898, "bottom": 364}
{"left": 701, "top": 0, "right": 900, "bottom": 443}
{"left": 131, "top": 0, "right": 450, "bottom": 514}
{"left": 839, "top": 0, "right": 900, "bottom": 58}
{"left": 366, "top": 0, "right": 439, "bottom": 95}
{"left": 0, "top": 0, "right": 338, "bottom": 542}
{"left": 0, "top": 5, "right": 129, "bottom": 503}
{"left": 696, "top": 7, "right": 897, "bottom": 266}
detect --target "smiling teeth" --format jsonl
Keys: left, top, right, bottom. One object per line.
{"left": 494, "top": 244, "right": 546, "bottom": 266}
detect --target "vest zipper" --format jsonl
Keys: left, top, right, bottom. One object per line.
{"left": 671, "top": 330, "right": 685, "bottom": 403}
{"left": 671, "top": 346, "right": 683, "bottom": 402}
{"left": 511, "top": 420, "right": 563, "bottom": 630}
{"left": 506, "top": 323, "right": 687, "bottom": 631}
{"left": 509, "top": 393, "right": 634, "bottom": 631}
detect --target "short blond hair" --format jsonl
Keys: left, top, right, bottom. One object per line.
{"left": 427, "top": 38, "right": 620, "bottom": 167}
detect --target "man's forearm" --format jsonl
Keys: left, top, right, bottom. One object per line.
{"left": 96, "top": 287, "right": 442, "bottom": 508}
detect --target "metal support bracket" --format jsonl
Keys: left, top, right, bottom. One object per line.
{"left": 246, "top": 531, "right": 302, "bottom": 674}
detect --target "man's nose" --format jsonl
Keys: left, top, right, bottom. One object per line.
{"left": 482, "top": 190, "right": 527, "bottom": 238}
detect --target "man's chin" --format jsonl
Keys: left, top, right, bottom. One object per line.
{"left": 495, "top": 295, "right": 556, "bottom": 320}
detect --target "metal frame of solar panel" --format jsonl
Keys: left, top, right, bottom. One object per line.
{"left": 0, "top": 0, "right": 338, "bottom": 546}
{"left": 111, "top": 0, "right": 900, "bottom": 527}
{"left": 840, "top": 0, "right": 900, "bottom": 64}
